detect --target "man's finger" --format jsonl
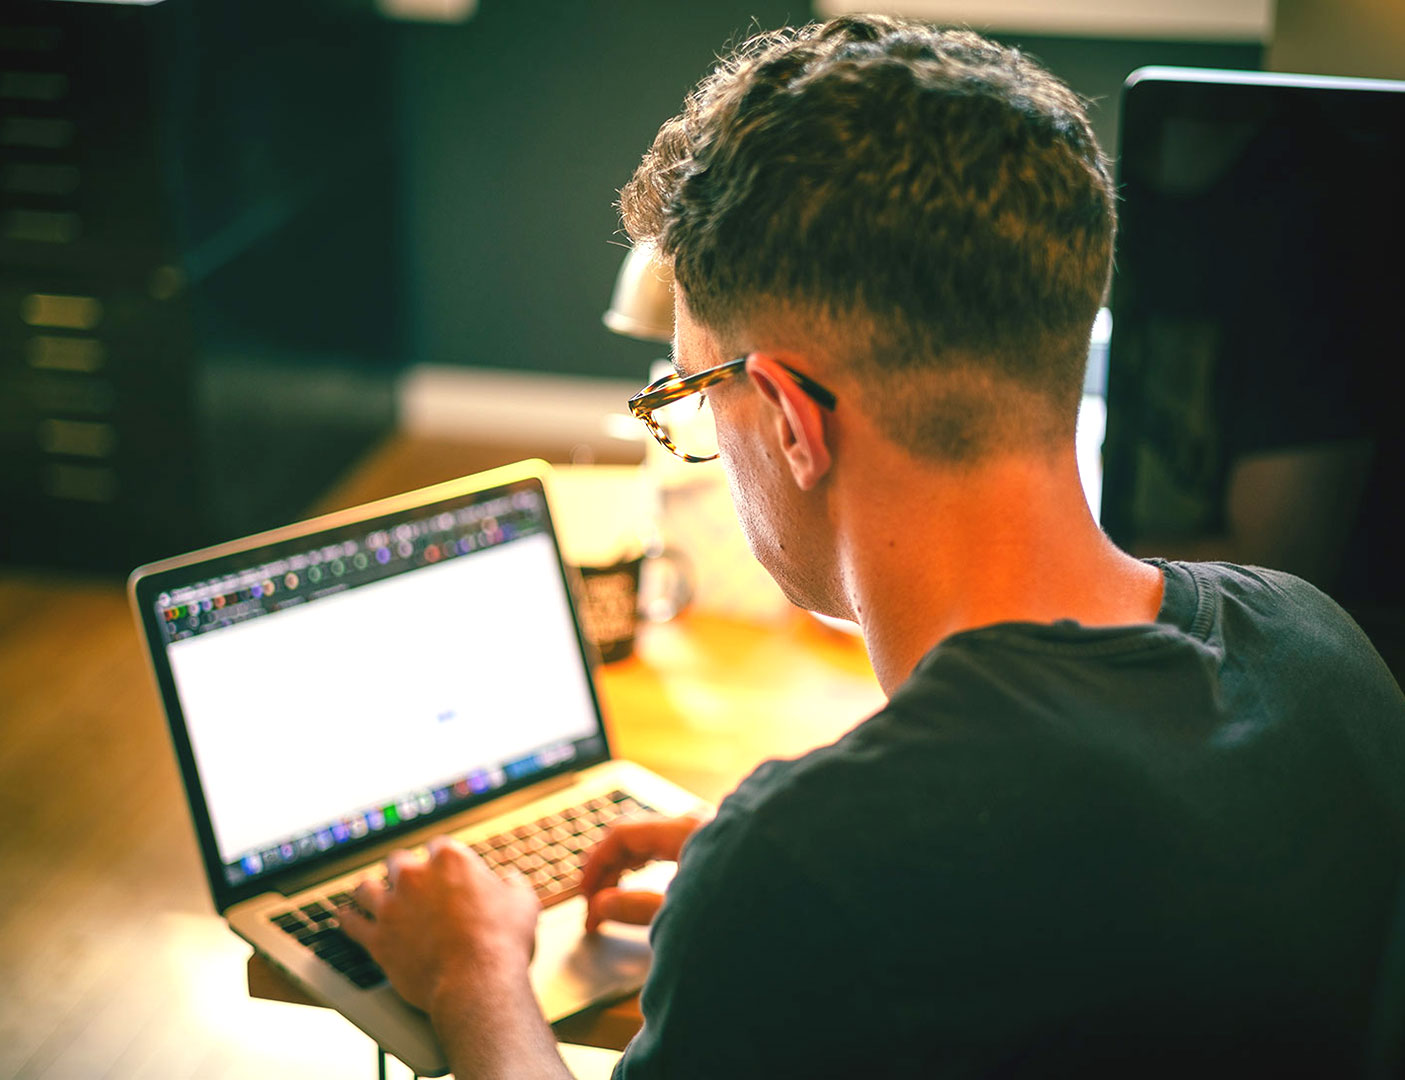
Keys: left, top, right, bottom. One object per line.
{"left": 350, "top": 876, "right": 388, "bottom": 918}
{"left": 338, "top": 899, "right": 376, "bottom": 946}
{"left": 579, "top": 822, "right": 663, "bottom": 896}
{"left": 384, "top": 848, "right": 414, "bottom": 886}
{"left": 585, "top": 887, "right": 665, "bottom": 932}
{"left": 579, "top": 851, "right": 626, "bottom": 898}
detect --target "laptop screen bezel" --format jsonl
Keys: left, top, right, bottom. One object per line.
{"left": 129, "top": 462, "right": 614, "bottom": 914}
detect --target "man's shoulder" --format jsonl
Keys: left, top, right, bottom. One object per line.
{"left": 1171, "top": 559, "right": 1399, "bottom": 685}
{"left": 680, "top": 711, "right": 934, "bottom": 854}
{"left": 707, "top": 722, "right": 905, "bottom": 835}
{"left": 1178, "top": 558, "right": 1337, "bottom": 607}
{"left": 687, "top": 700, "right": 1025, "bottom": 887}
{"left": 1168, "top": 557, "right": 1357, "bottom": 624}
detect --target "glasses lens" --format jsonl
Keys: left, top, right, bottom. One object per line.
{"left": 653, "top": 390, "right": 719, "bottom": 460}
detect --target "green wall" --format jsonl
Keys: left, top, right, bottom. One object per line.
{"left": 394, "top": 4, "right": 1260, "bottom": 381}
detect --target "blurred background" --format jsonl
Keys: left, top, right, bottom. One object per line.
{"left": 4, "top": 4, "right": 1405, "bottom": 1079}
{"left": 11, "top": 0, "right": 1399, "bottom": 575}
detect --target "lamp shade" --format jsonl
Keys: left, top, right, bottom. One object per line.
{"left": 602, "top": 243, "right": 674, "bottom": 343}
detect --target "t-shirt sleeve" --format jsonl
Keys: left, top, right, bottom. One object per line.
{"left": 611, "top": 803, "right": 875, "bottom": 1080}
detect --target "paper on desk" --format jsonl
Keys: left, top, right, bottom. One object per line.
{"left": 546, "top": 466, "right": 656, "bottom": 567}
{"left": 559, "top": 1041, "right": 624, "bottom": 1079}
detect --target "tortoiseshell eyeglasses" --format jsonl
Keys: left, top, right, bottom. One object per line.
{"left": 626, "top": 356, "right": 837, "bottom": 462}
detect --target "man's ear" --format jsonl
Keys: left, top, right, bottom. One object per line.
{"left": 745, "top": 354, "right": 833, "bottom": 491}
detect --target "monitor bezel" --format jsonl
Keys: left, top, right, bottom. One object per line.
{"left": 1101, "top": 65, "right": 1405, "bottom": 550}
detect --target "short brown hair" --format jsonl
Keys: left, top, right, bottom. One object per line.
{"left": 620, "top": 15, "right": 1115, "bottom": 459}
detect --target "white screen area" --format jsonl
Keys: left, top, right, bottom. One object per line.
{"left": 167, "top": 534, "right": 600, "bottom": 862}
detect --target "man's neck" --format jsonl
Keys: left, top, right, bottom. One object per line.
{"left": 832, "top": 445, "right": 1165, "bottom": 696}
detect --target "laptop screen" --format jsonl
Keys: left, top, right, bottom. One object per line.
{"left": 133, "top": 469, "right": 610, "bottom": 908}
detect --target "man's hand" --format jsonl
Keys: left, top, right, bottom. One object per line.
{"left": 340, "top": 837, "right": 539, "bottom": 1014}
{"left": 340, "top": 838, "right": 568, "bottom": 1079}
{"left": 580, "top": 814, "right": 708, "bottom": 932}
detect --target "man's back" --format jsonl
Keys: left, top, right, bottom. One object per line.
{"left": 618, "top": 562, "right": 1405, "bottom": 1076}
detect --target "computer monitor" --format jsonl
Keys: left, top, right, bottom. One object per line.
{"left": 1100, "top": 66, "right": 1405, "bottom": 680}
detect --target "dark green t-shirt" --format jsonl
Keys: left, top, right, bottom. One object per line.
{"left": 614, "top": 561, "right": 1405, "bottom": 1078}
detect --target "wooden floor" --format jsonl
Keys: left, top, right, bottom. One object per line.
{"left": 0, "top": 561, "right": 410, "bottom": 1079}
{"left": 0, "top": 435, "right": 640, "bottom": 1080}
{"left": 0, "top": 430, "right": 884, "bottom": 1079}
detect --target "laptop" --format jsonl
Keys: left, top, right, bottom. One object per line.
{"left": 129, "top": 458, "right": 708, "bottom": 1076}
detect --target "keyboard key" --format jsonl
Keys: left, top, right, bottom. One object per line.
{"left": 349, "top": 965, "right": 387, "bottom": 988}
{"left": 271, "top": 911, "right": 307, "bottom": 934}
{"left": 453, "top": 792, "right": 656, "bottom": 906}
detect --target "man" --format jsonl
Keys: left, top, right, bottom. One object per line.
{"left": 342, "top": 16, "right": 1405, "bottom": 1077}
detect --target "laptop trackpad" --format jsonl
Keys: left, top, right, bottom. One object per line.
{"left": 532, "top": 863, "right": 674, "bottom": 1023}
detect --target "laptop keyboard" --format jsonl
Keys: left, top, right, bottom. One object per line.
{"left": 268, "top": 789, "right": 653, "bottom": 990}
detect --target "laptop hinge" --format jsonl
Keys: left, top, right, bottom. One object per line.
{"left": 274, "top": 770, "right": 589, "bottom": 897}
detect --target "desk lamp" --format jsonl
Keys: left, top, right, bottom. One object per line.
{"left": 603, "top": 242, "right": 674, "bottom": 344}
